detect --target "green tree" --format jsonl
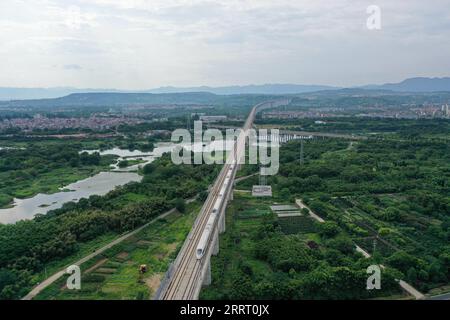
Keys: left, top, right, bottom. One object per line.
{"left": 175, "top": 198, "right": 186, "bottom": 213}
{"left": 319, "top": 221, "right": 340, "bottom": 238}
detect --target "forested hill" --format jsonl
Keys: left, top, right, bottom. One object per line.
{"left": 363, "top": 77, "right": 450, "bottom": 92}
{"left": 0, "top": 92, "right": 286, "bottom": 109}
{"left": 0, "top": 92, "right": 221, "bottom": 107}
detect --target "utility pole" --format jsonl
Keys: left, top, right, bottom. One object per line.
{"left": 300, "top": 139, "right": 304, "bottom": 165}
{"left": 186, "top": 114, "right": 191, "bottom": 131}
{"left": 259, "top": 169, "right": 267, "bottom": 186}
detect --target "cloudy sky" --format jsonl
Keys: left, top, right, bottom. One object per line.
{"left": 1, "top": 0, "right": 449, "bottom": 89}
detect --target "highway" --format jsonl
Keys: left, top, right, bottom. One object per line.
{"left": 160, "top": 101, "right": 283, "bottom": 300}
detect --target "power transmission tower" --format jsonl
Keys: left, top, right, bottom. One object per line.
{"left": 186, "top": 114, "right": 191, "bottom": 131}
{"left": 300, "top": 139, "right": 304, "bottom": 165}
{"left": 259, "top": 170, "right": 267, "bottom": 186}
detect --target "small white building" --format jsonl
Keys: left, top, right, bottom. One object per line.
{"left": 252, "top": 185, "right": 272, "bottom": 197}
{"left": 199, "top": 115, "right": 228, "bottom": 123}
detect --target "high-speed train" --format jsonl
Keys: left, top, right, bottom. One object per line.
{"left": 195, "top": 102, "right": 285, "bottom": 259}
{"left": 196, "top": 164, "right": 234, "bottom": 259}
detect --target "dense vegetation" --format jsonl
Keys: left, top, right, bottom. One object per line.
{"left": 286, "top": 138, "right": 449, "bottom": 290}
{"left": 0, "top": 154, "right": 219, "bottom": 299}
{"left": 203, "top": 118, "right": 450, "bottom": 299}
{"left": 35, "top": 203, "right": 202, "bottom": 300}
{"left": 201, "top": 193, "right": 402, "bottom": 300}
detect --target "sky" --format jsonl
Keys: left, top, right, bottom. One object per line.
{"left": 0, "top": 0, "right": 450, "bottom": 89}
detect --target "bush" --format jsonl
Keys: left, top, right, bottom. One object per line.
{"left": 118, "top": 160, "right": 129, "bottom": 168}
{"left": 174, "top": 198, "right": 186, "bottom": 213}
{"left": 319, "top": 221, "right": 340, "bottom": 238}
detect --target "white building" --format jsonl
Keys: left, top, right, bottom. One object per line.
{"left": 199, "top": 115, "right": 228, "bottom": 123}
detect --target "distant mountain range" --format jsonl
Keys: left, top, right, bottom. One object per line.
{"left": 0, "top": 92, "right": 222, "bottom": 107}
{"left": 0, "top": 87, "right": 121, "bottom": 101}
{"left": 362, "top": 77, "right": 450, "bottom": 92}
{"left": 0, "top": 84, "right": 337, "bottom": 100}
{"left": 146, "top": 84, "right": 338, "bottom": 95}
{"left": 0, "top": 77, "right": 449, "bottom": 101}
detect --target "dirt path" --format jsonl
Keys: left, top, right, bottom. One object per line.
{"left": 295, "top": 198, "right": 425, "bottom": 300}
{"left": 22, "top": 193, "right": 202, "bottom": 300}
{"left": 22, "top": 208, "right": 177, "bottom": 300}
{"left": 295, "top": 198, "right": 325, "bottom": 223}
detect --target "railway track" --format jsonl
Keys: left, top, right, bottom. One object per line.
{"left": 161, "top": 101, "right": 286, "bottom": 300}
{"left": 162, "top": 164, "right": 230, "bottom": 299}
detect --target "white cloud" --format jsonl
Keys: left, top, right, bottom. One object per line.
{"left": 0, "top": 0, "right": 449, "bottom": 88}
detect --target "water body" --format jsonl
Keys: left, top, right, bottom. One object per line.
{"left": 0, "top": 172, "right": 142, "bottom": 224}
{"left": 0, "top": 142, "right": 178, "bottom": 224}
{"left": 81, "top": 144, "right": 179, "bottom": 171}
{"left": 0, "top": 140, "right": 236, "bottom": 224}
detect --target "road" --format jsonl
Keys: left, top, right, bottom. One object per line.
{"left": 21, "top": 197, "right": 199, "bottom": 300}
{"left": 295, "top": 198, "right": 325, "bottom": 223}
{"left": 234, "top": 173, "right": 258, "bottom": 183}
{"left": 427, "top": 292, "right": 450, "bottom": 300}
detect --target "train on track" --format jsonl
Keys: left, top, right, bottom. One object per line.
{"left": 195, "top": 164, "right": 234, "bottom": 259}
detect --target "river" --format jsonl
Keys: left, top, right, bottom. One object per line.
{"left": 0, "top": 142, "right": 178, "bottom": 224}
{"left": 0, "top": 139, "right": 238, "bottom": 224}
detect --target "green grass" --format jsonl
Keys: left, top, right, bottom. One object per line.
{"left": 13, "top": 165, "right": 113, "bottom": 198}
{"left": 35, "top": 202, "right": 202, "bottom": 300}
{"left": 201, "top": 193, "right": 295, "bottom": 299}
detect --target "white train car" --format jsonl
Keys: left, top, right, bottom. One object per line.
{"left": 196, "top": 224, "right": 213, "bottom": 259}
{"left": 219, "top": 184, "right": 226, "bottom": 198}
{"left": 196, "top": 163, "right": 237, "bottom": 259}
{"left": 196, "top": 196, "right": 223, "bottom": 259}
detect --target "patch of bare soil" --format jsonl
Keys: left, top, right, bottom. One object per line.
{"left": 137, "top": 240, "right": 152, "bottom": 246}
{"left": 166, "top": 242, "right": 178, "bottom": 253}
{"left": 84, "top": 258, "right": 108, "bottom": 274}
{"left": 116, "top": 252, "right": 129, "bottom": 260}
{"left": 145, "top": 273, "right": 163, "bottom": 298}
